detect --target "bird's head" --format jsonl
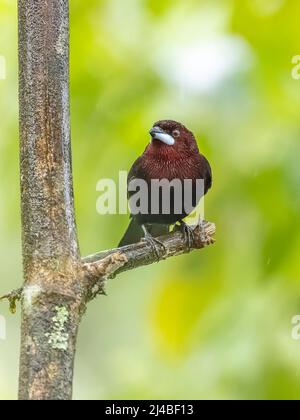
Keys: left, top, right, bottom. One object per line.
{"left": 149, "top": 120, "right": 199, "bottom": 155}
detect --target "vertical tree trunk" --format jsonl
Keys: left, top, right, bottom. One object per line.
{"left": 18, "top": 0, "right": 84, "bottom": 400}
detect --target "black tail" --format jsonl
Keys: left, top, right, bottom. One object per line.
{"left": 118, "top": 218, "right": 144, "bottom": 247}
{"left": 118, "top": 219, "right": 170, "bottom": 247}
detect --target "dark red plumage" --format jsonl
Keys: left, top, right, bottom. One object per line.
{"left": 119, "top": 120, "right": 212, "bottom": 247}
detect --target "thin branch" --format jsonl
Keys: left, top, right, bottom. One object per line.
{"left": 0, "top": 288, "right": 23, "bottom": 314}
{"left": 1, "top": 222, "right": 216, "bottom": 309}
{"left": 82, "top": 221, "right": 216, "bottom": 300}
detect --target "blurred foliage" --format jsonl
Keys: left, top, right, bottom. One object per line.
{"left": 1, "top": 0, "right": 300, "bottom": 400}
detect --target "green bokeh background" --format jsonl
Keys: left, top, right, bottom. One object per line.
{"left": 1, "top": 0, "right": 300, "bottom": 400}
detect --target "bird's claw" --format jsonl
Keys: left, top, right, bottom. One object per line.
{"left": 142, "top": 226, "right": 166, "bottom": 262}
{"left": 180, "top": 221, "right": 195, "bottom": 250}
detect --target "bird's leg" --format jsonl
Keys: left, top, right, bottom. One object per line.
{"left": 179, "top": 221, "right": 195, "bottom": 250}
{"left": 141, "top": 225, "right": 166, "bottom": 262}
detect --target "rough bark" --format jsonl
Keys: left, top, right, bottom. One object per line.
{"left": 83, "top": 221, "right": 216, "bottom": 301}
{"left": 0, "top": 0, "right": 217, "bottom": 401}
{"left": 18, "top": 0, "right": 84, "bottom": 400}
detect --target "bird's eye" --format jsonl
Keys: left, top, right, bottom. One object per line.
{"left": 172, "top": 130, "right": 180, "bottom": 138}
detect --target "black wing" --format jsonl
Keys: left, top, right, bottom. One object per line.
{"left": 200, "top": 154, "right": 212, "bottom": 195}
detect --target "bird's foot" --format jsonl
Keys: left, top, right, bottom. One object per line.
{"left": 180, "top": 221, "right": 195, "bottom": 250}
{"left": 142, "top": 225, "right": 166, "bottom": 262}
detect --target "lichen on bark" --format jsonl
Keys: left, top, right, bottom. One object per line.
{"left": 45, "top": 306, "right": 69, "bottom": 350}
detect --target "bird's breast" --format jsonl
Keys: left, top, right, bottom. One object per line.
{"left": 141, "top": 156, "right": 200, "bottom": 181}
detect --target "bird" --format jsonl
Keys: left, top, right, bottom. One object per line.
{"left": 118, "top": 120, "right": 212, "bottom": 258}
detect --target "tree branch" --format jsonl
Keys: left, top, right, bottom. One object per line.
{"left": 2, "top": 222, "right": 215, "bottom": 308}
{"left": 0, "top": 288, "right": 23, "bottom": 314}
{"left": 82, "top": 221, "right": 216, "bottom": 300}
